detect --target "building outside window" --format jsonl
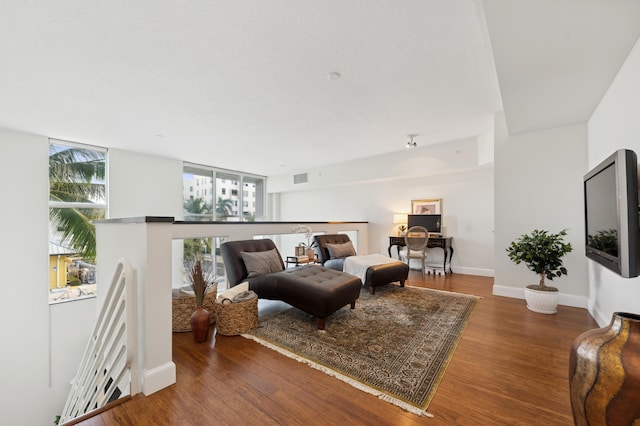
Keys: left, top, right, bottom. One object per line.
{"left": 49, "top": 140, "right": 107, "bottom": 303}
{"left": 182, "top": 167, "right": 213, "bottom": 221}
{"left": 182, "top": 163, "right": 266, "bottom": 222}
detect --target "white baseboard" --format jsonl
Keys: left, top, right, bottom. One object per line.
{"left": 492, "top": 285, "right": 589, "bottom": 309}
{"left": 492, "top": 285, "right": 524, "bottom": 299}
{"left": 452, "top": 266, "right": 494, "bottom": 277}
{"left": 142, "top": 361, "right": 176, "bottom": 396}
{"left": 590, "top": 305, "right": 612, "bottom": 327}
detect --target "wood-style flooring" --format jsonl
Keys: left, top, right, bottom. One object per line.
{"left": 77, "top": 272, "right": 598, "bottom": 425}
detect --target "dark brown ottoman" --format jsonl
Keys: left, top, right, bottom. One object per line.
{"left": 364, "top": 261, "right": 409, "bottom": 294}
{"left": 249, "top": 266, "right": 362, "bottom": 329}
{"left": 343, "top": 254, "right": 410, "bottom": 294}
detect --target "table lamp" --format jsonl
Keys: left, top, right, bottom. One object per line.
{"left": 393, "top": 213, "right": 408, "bottom": 236}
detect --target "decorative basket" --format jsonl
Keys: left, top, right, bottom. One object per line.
{"left": 172, "top": 283, "right": 218, "bottom": 332}
{"left": 214, "top": 292, "right": 259, "bottom": 336}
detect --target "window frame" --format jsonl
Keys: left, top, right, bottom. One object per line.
{"left": 183, "top": 162, "right": 266, "bottom": 221}
{"left": 48, "top": 139, "right": 108, "bottom": 304}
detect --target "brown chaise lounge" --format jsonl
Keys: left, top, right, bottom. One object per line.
{"left": 313, "top": 234, "right": 409, "bottom": 294}
{"left": 220, "top": 238, "right": 361, "bottom": 330}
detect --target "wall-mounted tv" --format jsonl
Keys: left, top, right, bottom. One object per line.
{"left": 583, "top": 149, "right": 640, "bottom": 278}
{"left": 408, "top": 214, "right": 442, "bottom": 235}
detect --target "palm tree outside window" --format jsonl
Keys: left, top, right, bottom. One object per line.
{"left": 49, "top": 140, "right": 106, "bottom": 302}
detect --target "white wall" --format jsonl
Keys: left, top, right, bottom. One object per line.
{"left": 588, "top": 36, "right": 640, "bottom": 326}
{"left": 108, "top": 149, "right": 183, "bottom": 220}
{"left": 269, "top": 136, "right": 483, "bottom": 194}
{"left": 494, "top": 116, "right": 589, "bottom": 308}
{"left": 0, "top": 129, "right": 62, "bottom": 425}
{"left": 0, "top": 132, "right": 185, "bottom": 424}
{"left": 273, "top": 139, "right": 495, "bottom": 276}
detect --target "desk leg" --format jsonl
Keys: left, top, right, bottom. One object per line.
{"left": 441, "top": 247, "right": 447, "bottom": 274}
{"left": 447, "top": 247, "right": 454, "bottom": 274}
{"left": 387, "top": 245, "right": 392, "bottom": 257}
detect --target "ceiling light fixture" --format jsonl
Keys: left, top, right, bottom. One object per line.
{"left": 406, "top": 134, "right": 418, "bottom": 148}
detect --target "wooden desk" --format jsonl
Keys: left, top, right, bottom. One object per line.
{"left": 388, "top": 236, "right": 454, "bottom": 274}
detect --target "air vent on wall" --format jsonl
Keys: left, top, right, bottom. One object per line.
{"left": 293, "top": 173, "right": 308, "bottom": 184}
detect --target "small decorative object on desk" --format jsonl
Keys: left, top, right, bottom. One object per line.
{"left": 292, "top": 224, "right": 317, "bottom": 257}
{"left": 305, "top": 248, "right": 315, "bottom": 261}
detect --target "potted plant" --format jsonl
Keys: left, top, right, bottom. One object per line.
{"left": 186, "top": 256, "right": 214, "bottom": 342}
{"left": 506, "top": 229, "right": 573, "bottom": 314}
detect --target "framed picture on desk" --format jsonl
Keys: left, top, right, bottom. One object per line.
{"left": 411, "top": 198, "right": 442, "bottom": 215}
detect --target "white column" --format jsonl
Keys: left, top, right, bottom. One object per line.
{"left": 95, "top": 217, "right": 176, "bottom": 396}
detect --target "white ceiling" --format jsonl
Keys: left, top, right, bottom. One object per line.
{"left": 484, "top": 0, "right": 640, "bottom": 135}
{"left": 0, "top": 1, "right": 638, "bottom": 176}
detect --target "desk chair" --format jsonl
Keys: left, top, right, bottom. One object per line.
{"left": 399, "top": 226, "right": 429, "bottom": 276}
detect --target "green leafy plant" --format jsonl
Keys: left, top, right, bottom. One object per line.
{"left": 506, "top": 229, "right": 573, "bottom": 291}
{"left": 49, "top": 143, "right": 106, "bottom": 262}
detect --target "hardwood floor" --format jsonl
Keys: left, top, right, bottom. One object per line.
{"left": 78, "top": 273, "right": 598, "bottom": 425}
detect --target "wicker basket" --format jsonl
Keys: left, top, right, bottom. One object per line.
{"left": 172, "top": 283, "right": 218, "bottom": 333}
{"left": 214, "top": 293, "right": 259, "bottom": 336}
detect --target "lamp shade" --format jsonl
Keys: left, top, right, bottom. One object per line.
{"left": 393, "top": 213, "right": 408, "bottom": 224}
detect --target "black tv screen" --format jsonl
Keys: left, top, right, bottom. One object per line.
{"left": 408, "top": 214, "right": 442, "bottom": 234}
{"left": 584, "top": 149, "right": 640, "bottom": 278}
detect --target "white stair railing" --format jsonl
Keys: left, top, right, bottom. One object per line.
{"left": 58, "top": 258, "right": 138, "bottom": 424}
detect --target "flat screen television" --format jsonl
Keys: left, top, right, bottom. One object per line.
{"left": 408, "top": 214, "right": 442, "bottom": 235}
{"left": 584, "top": 149, "right": 640, "bottom": 278}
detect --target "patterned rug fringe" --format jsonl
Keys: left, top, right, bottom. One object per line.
{"left": 241, "top": 332, "right": 435, "bottom": 418}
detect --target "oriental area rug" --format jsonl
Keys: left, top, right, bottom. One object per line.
{"left": 242, "top": 285, "right": 479, "bottom": 417}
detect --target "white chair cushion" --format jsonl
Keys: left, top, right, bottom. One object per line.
{"left": 399, "top": 248, "right": 426, "bottom": 258}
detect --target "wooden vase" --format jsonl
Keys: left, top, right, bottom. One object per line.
{"left": 569, "top": 312, "right": 640, "bottom": 425}
{"left": 190, "top": 306, "right": 210, "bottom": 343}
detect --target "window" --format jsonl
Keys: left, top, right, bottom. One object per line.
{"left": 242, "top": 175, "right": 265, "bottom": 219}
{"left": 182, "top": 167, "right": 214, "bottom": 221}
{"left": 183, "top": 163, "right": 266, "bottom": 222}
{"left": 49, "top": 140, "right": 107, "bottom": 303}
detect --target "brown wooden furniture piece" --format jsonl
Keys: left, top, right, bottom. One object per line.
{"left": 389, "top": 235, "right": 454, "bottom": 274}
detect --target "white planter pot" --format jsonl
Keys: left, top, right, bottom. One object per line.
{"left": 524, "top": 287, "right": 558, "bottom": 314}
